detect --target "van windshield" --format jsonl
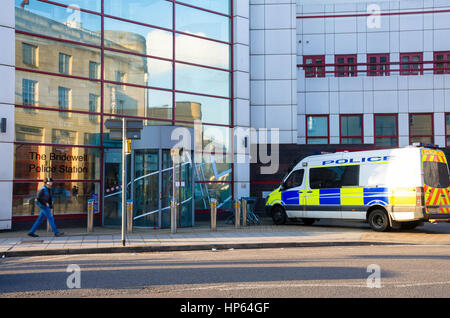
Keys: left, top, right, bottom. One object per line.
{"left": 423, "top": 161, "right": 450, "bottom": 188}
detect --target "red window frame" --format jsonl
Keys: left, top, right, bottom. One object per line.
{"left": 303, "top": 55, "right": 325, "bottom": 78}
{"left": 374, "top": 114, "right": 398, "bottom": 148}
{"left": 400, "top": 52, "right": 423, "bottom": 76}
{"left": 409, "top": 113, "right": 434, "bottom": 145}
{"left": 335, "top": 54, "right": 357, "bottom": 77}
{"left": 306, "top": 114, "right": 329, "bottom": 144}
{"left": 339, "top": 114, "right": 363, "bottom": 144}
{"left": 434, "top": 51, "right": 450, "bottom": 75}
{"left": 367, "top": 54, "right": 390, "bottom": 76}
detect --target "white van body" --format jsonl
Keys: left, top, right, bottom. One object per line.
{"left": 265, "top": 146, "right": 450, "bottom": 231}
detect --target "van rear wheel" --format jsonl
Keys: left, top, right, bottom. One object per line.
{"left": 368, "top": 209, "right": 391, "bottom": 232}
{"left": 271, "top": 206, "right": 287, "bottom": 225}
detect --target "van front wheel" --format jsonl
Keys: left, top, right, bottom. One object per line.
{"left": 271, "top": 206, "right": 287, "bottom": 225}
{"left": 368, "top": 209, "right": 391, "bottom": 232}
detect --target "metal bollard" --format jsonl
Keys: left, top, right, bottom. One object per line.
{"left": 171, "top": 200, "right": 177, "bottom": 234}
{"left": 234, "top": 200, "right": 241, "bottom": 229}
{"left": 242, "top": 199, "right": 247, "bottom": 227}
{"left": 87, "top": 199, "right": 94, "bottom": 233}
{"left": 127, "top": 200, "right": 133, "bottom": 233}
{"left": 210, "top": 199, "right": 217, "bottom": 231}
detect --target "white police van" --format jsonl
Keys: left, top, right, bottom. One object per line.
{"left": 265, "top": 145, "right": 450, "bottom": 231}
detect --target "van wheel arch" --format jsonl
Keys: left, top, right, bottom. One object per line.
{"left": 271, "top": 204, "right": 287, "bottom": 225}
{"left": 367, "top": 206, "right": 391, "bottom": 232}
{"left": 366, "top": 205, "right": 388, "bottom": 222}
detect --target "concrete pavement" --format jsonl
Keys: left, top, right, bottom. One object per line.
{"left": 1, "top": 219, "right": 450, "bottom": 257}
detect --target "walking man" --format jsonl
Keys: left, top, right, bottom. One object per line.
{"left": 28, "top": 178, "right": 64, "bottom": 237}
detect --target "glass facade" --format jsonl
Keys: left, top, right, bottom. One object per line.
{"left": 340, "top": 115, "right": 362, "bottom": 144}
{"left": 306, "top": 115, "right": 328, "bottom": 144}
{"left": 13, "top": 0, "right": 233, "bottom": 227}
{"left": 409, "top": 113, "right": 433, "bottom": 144}
{"left": 375, "top": 115, "right": 398, "bottom": 147}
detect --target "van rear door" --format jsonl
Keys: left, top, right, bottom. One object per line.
{"left": 422, "top": 149, "right": 450, "bottom": 216}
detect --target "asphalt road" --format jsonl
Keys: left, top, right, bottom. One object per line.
{"left": 1, "top": 244, "right": 449, "bottom": 298}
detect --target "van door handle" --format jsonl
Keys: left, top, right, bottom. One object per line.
{"left": 307, "top": 191, "right": 313, "bottom": 194}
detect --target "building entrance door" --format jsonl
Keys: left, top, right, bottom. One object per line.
{"left": 103, "top": 148, "right": 193, "bottom": 228}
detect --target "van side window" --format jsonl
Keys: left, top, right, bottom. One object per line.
{"left": 284, "top": 169, "right": 305, "bottom": 189}
{"left": 309, "top": 165, "right": 360, "bottom": 189}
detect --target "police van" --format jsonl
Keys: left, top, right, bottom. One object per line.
{"left": 265, "top": 145, "right": 450, "bottom": 231}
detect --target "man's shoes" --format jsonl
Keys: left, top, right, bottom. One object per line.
{"left": 54, "top": 232, "right": 64, "bottom": 237}
{"left": 28, "top": 232, "right": 39, "bottom": 238}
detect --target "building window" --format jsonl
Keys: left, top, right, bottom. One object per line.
{"left": 303, "top": 55, "right": 325, "bottom": 78}
{"left": 374, "top": 114, "right": 398, "bottom": 147}
{"left": 115, "top": 71, "right": 125, "bottom": 83}
{"left": 59, "top": 53, "right": 72, "bottom": 75}
{"left": 306, "top": 115, "right": 329, "bottom": 144}
{"left": 22, "top": 79, "right": 37, "bottom": 107}
{"left": 89, "top": 61, "right": 100, "bottom": 79}
{"left": 367, "top": 54, "right": 390, "bottom": 76}
{"left": 409, "top": 113, "right": 433, "bottom": 144}
{"left": 340, "top": 115, "right": 363, "bottom": 144}
{"left": 335, "top": 55, "right": 357, "bottom": 77}
{"left": 434, "top": 51, "right": 450, "bottom": 75}
{"left": 89, "top": 93, "right": 99, "bottom": 122}
{"left": 115, "top": 71, "right": 126, "bottom": 90}
{"left": 58, "top": 86, "right": 70, "bottom": 117}
{"left": 400, "top": 53, "right": 423, "bottom": 75}
{"left": 22, "top": 43, "right": 37, "bottom": 67}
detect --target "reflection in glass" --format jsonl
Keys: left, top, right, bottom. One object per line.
{"left": 13, "top": 182, "right": 100, "bottom": 216}
{"left": 176, "top": 63, "right": 230, "bottom": 97}
{"left": 16, "top": 34, "right": 101, "bottom": 78}
{"left": 202, "top": 125, "right": 232, "bottom": 153}
{"left": 104, "top": 50, "right": 173, "bottom": 89}
{"left": 177, "top": 0, "right": 231, "bottom": 15}
{"left": 375, "top": 115, "right": 397, "bottom": 137}
{"left": 175, "top": 33, "right": 230, "bottom": 69}
{"left": 410, "top": 114, "right": 433, "bottom": 136}
{"left": 103, "top": 83, "right": 172, "bottom": 119}
{"left": 410, "top": 136, "right": 433, "bottom": 144}
{"left": 194, "top": 182, "right": 232, "bottom": 210}
{"left": 16, "top": 71, "right": 101, "bottom": 112}
{"left": 104, "top": 0, "right": 172, "bottom": 30}
{"left": 375, "top": 137, "right": 397, "bottom": 147}
{"left": 307, "top": 116, "right": 328, "bottom": 137}
{"left": 104, "top": 17, "right": 173, "bottom": 59}
{"left": 307, "top": 138, "right": 328, "bottom": 144}
{"left": 15, "top": 1, "right": 101, "bottom": 46}
{"left": 15, "top": 108, "right": 101, "bottom": 146}
{"left": 175, "top": 93, "right": 230, "bottom": 125}
{"left": 340, "top": 115, "right": 362, "bottom": 144}
{"left": 133, "top": 150, "right": 159, "bottom": 227}
{"left": 176, "top": 4, "right": 230, "bottom": 43}
{"left": 46, "top": 0, "right": 101, "bottom": 12}
{"left": 194, "top": 153, "right": 232, "bottom": 182}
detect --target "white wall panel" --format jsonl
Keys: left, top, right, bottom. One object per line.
{"left": 339, "top": 92, "right": 364, "bottom": 113}
{"left": 265, "top": 29, "right": 292, "bottom": 54}
{"left": 374, "top": 91, "right": 399, "bottom": 113}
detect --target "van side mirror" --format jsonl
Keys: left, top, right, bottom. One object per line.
{"left": 280, "top": 182, "right": 286, "bottom": 191}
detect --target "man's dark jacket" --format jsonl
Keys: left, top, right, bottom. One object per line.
{"left": 36, "top": 185, "right": 53, "bottom": 209}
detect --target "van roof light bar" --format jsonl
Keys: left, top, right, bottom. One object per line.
{"left": 411, "top": 142, "right": 440, "bottom": 149}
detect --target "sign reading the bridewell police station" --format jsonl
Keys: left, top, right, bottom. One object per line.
{"left": 27, "top": 151, "right": 89, "bottom": 173}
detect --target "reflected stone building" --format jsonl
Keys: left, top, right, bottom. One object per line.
{"left": 5, "top": 1, "right": 232, "bottom": 230}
